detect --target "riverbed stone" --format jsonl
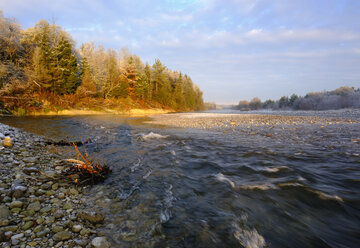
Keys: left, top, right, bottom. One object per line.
{"left": 33, "top": 225, "right": 43, "bottom": 233}
{"left": 69, "top": 188, "right": 79, "bottom": 195}
{"left": 22, "top": 221, "right": 34, "bottom": 230}
{"left": 80, "top": 228, "right": 91, "bottom": 236}
{"left": 11, "top": 207, "right": 21, "bottom": 214}
{"left": 58, "top": 192, "right": 65, "bottom": 199}
{"left": 27, "top": 201, "right": 41, "bottom": 212}
{"left": 11, "top": 185, "right": 27, "bottom": 198}
{"left": 40, "top": 206, "right": 52, "bottom": 213}
{"left": 72, "top": 224, "right": 82, "bottom": 233}
{"left": 78, "top": 210, "right": 105, "bottom": 224}
{"left": 2, "top": 225, "right": 18, "bottom": 232}
{"left": 36, "top": 228, "right": 50, "bottom": 238}
{"left": 54, "top": 210, "right": 64, "bottom": 219}
{"left": 52, "top": 225, "right": 64, "bottom": 233}
{"left": 23, "top": 167, "right": 39, "bottom": 175}
{"left": 10, "top": 200, "right": 23, "bottom": 209}
{"left": 91, "top": 237, "right": 110, "bottom": 248}
{"left": 3, "top": 137, "right": 12, "bottom": 148}
{"left": 53, "top": 231, "right": 72, "bottom": 241}
{"left": 11, "top": 233, "right": 24, "bottom": 245}
{"left": 45, "top": 216, "right": 55, "bottom": 224}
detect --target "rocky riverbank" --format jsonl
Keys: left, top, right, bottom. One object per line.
{"left": 0, "top": 123, "right": 110, "bottom": 248}
{"left": 148, "top": 111, "right": 360, "bottom": 131}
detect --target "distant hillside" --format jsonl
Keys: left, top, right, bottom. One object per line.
{"left": 236, "top": 86, "right": 360, "bottom": 111}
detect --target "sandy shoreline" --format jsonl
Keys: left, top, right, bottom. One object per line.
{"left": 26, "top": 108, "right": 172, "bottom": 117}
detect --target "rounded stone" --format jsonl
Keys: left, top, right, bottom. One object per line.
{"left": 53, "top": 231, "right": 72, "bottom": 241}
{"left": 91, "top": 237, "right": 111, "bottom": 248}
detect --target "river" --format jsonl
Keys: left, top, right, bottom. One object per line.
{"left": 1, "top": 111, "right": 359, "bottom": 248}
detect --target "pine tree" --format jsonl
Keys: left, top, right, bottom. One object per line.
{"left": 53, "top": 37, "right": 79, "bottom": 94}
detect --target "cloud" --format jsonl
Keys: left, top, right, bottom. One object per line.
{"left": 1, "top": 0, "right": 359, "bottom": 103}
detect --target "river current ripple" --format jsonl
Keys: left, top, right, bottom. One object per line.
{"left": 1, "top": 113, "right": 359, "bottom": 248}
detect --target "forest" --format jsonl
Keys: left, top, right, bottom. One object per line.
{"left": 236, "top": 86, "right": 360, "bottom": 111}
{"left": 0, "top": 11, "right": 204, "bottom": 115}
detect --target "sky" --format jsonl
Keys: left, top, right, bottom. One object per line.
{"left": 1, "top": 0, "right": 360, "bottom": 104}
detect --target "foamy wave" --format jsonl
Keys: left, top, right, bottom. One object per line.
{"left": 143, "top": 169, "right": 152, "bottom": 179}
{"left": 160, "top": 184, "right": 175, "bottom": 223}
{"left": 233, "top": 222, "right": 265, "bottom": 248}
{"left": 141, "top": 132, "right": 169, "bottom": 141}
{"left": 238, "top": 183, "right": 278, "bottom": 191}
{"left": 263, "top": 166, "right": 289, "bottom": 173}
{"left": 215, "top": 173, "right": 235, "bottom": 188}
{"left": 130, "top": 158, "right": 142, "bottom": 172}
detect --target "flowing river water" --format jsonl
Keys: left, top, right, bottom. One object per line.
{"left": 1, "top": 111, "right": 359, "bottom": 248}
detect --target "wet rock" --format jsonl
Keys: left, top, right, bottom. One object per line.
{"left": 22, "top": 209, "right": 35, "bottom": 217}
{"left": 78, "top": 210, "right": 105, "bottom": 224}
{"left": 58, "top": 192, "right": 65, "bottom": 199}
{"left": 36, "top": 228, "right": 50, "bottom": 238}
{"left": 40, "top": 206, "right": 52, "bottom": 213}
{"left": 3, "top": 137, "right": 12, "bottom": 148}
{"left": 43, "top": 170, "right": 57, "bottom": 178}
{"left": 52, "top": 226, "right": 64, "bottom": 233}
{"left": 91, "top": 237, "right": 111, "bottom": 248}
{"left": 80, "top": 228, "right": 91, "bottom": 236}
{"left": 11, "top": 185, "right": 27, "bottom": 198}
{"left": 36, "top": 217, "right": 44, "bottom": 225}
{"left": 11, "top": 233, "right": 24, "bottom": 245}
{"left": 23, "top": 167, "right": 39, "bottom": 175}
{"left": 45, "top": 216, "right": 55, "bottom": 224}
{"left": 52, "top": 183, "right": 59, "bottom": 190}
{"left": 27, "top": 201, "right": 41, "bottom": 212}
{"left": 74, "top": 238, "right": 88, "bottom": 247}
{"left": 10, "top": 200, "right": 23, "bottom": 209}
{"left": 22, "top": 157, "right": 37, "bottom": 163}
{"left": 54, "top": 210, "right": 64, "bottom": 219}
{"left": 22, "top": 221, "right": 34, "bottom": 230}
{"left": 63, "top": 202, "right": 73, "bottom": 210}
{"left": 0, "top": 132, "right": 4, "bottom": 139}
{"left": 72, "top": 224, "right": 82, "bottom": 233}
{"left": 53, "top": 231, "right": 72, "bottom": 241}
{"left": 2, "top": 225, "right": 18, "bottom": 232}
{"left": 69, "top": 188, "right": 79, "bottom": 195}
{"left": 34, "top": 225, "right": 43, "bottom": 233}
{"left": 119, "top": 220, "right": 137, "bottom": 241}
{"left": 10, "top": 207, "right": 21, "bottom": 214}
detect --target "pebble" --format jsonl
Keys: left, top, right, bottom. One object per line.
{"left": 91, "top": 236, "right": 111, "bottom": 248}
{"left": 0, "top": 123, "right": 105, "bottom": 247}
{"left": 11, "top": 233, "right": 24, "bottom": 245}
{"left": 3, "top": 136, "right": 12, "bottom": 148}
{"left": 27, "top": 201, "right": 41, "bottom": 212}
{"left": 78, "top": 210, "right": 105, "bottom": 224}
{"left": 10, "top": 200, "right": 23, "bottom": 209}
{"left": 72, "top": 224, "right": 82, "bottom": 233}
{"left": 53, "top": 230, "right": 72, "bottom": 241}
